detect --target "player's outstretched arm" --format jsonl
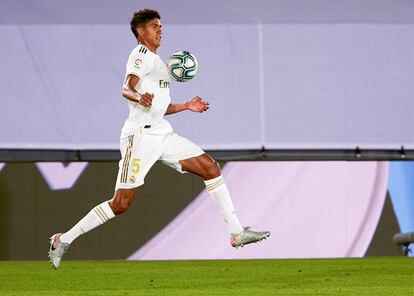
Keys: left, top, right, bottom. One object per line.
{"left": 121, "top": 74, "right": 153, "bottom": 108}
{"left": 165, "top": 96, "right": 209, "bottom": 115}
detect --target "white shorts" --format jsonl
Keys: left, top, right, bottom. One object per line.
{"left": 115, "top": 132, "right": 204, "bottom": 190}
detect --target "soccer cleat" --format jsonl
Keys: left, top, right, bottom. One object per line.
{"left": 48, "top": 233, "right": 69, "bottom": 269}
{"left": 230, "top": 227, "right": 271, "bottom": 248}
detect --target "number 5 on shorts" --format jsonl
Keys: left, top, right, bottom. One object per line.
{"left": 131, "top": 158, "right": 141, "bottom": 173}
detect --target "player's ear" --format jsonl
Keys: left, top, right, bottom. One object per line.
{"left": 137, "top": 26, "right": 144, "bottom": 38}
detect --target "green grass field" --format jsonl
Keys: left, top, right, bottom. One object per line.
{"left": 0, "top": 257, "right": 413, "bottom": 295}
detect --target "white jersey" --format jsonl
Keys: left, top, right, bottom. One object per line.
{"left": 121, "top": 44, "right": 173, "bottom": 137}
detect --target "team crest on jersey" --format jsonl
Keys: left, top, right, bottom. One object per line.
{"left": 134, "top": 59, "right": 143, "bottom": 69}
{"left": 129, "top": 175, "right": 136, "bottom": 184}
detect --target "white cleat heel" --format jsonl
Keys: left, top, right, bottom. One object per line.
{"left": 48, "top": 233, "right": 69, "bottom": 269}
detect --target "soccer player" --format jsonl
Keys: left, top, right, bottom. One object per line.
{"left": 49, "top": 8, "right": 270, "bottom": 269}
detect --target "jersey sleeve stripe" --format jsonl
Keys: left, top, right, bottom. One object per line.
{"left": 138, "top": 45, "right": 148, "bottom": 54}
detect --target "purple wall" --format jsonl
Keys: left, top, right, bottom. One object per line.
{"left": 130, "top": 161, "right": 389, "bottom": 259}
{"left": 1, "top": 0, "right": 414, "bottom": 149}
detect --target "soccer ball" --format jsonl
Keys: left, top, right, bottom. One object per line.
{"left": 167, "top": 50, "right": 198, "bottom": 82}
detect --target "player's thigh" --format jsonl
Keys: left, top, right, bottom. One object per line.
{"left": 159, "top": 133, "right": 205, "bottom": 173}
{"left": 115, "top": 133, "right": 164, "bottom": 190}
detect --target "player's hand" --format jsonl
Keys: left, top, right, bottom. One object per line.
{"left": 138, "top": 93, "right": 154, "bottom": 108}
{"left": 187, "top": 96, "right": 209, "bottom": 113}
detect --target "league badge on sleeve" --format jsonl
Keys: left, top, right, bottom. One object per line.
{"left": 134, "top": 59, "right": 143, "bottom": 69}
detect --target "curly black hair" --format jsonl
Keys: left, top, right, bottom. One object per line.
{"left": 130, "top": 9, "right": 161, "bottom": 39}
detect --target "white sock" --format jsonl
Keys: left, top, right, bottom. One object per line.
{"left": 205, "top": 176, "right": 244, "bottom": 235}
{"left": 60, "top": 201, "right": 115, "bottom": 244}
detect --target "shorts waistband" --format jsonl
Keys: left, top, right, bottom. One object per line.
{"left": 138, "top": 125, "right": 151, "bottom": 134}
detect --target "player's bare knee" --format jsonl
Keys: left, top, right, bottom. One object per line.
{"left": 204, "top": 159, "right": 220, "bottom": 179}
{"left": 109, "top": 199, "right": 129, "bottom": 215}
{"left": 109, "top": 191, "right": 133, "bottom": 215}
